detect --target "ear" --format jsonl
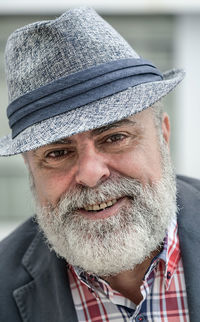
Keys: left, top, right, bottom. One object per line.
{"left": 162, "top": 113, "right": 170, "bottom": 147}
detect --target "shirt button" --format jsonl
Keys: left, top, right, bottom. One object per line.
{"left": 136, "top": 314, "right": 146, "bottom": 321}
{"left": 167, "top": 271, "right": 171, "bottom": 279}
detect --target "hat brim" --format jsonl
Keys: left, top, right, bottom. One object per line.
{"left": 0, "top": 68, "right": 185, "bottom": 156}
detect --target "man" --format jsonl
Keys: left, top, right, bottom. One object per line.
{"left": 0, "top": 7, "right": 199, "bottom": 322}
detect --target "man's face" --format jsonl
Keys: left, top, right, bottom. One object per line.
{"left": 25, "top": 108, "right": 176, "bottom": 276}
{"left": 26, "top": 108, "right": 168, "bottom": 208}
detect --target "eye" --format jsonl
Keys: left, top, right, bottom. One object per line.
{"left": 45, "top": 149, "right": 70, "bottom": 159}
{"left": 105, "top": 133, "right": 127, "bottom": 143}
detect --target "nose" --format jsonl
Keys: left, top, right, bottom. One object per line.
{"left": 75, "top": 144, "right": 110, "bottom": 187}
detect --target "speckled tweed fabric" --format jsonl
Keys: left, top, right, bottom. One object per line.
{"left": 5, "top": 8, "right": 139, "bottom": 103}
{"left": 0, "top": 7, "right": 185, "bottom": 156}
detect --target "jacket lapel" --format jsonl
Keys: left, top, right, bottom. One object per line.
{"left": 177, "top": 178, "right": 200, "bottom": 321}
{"left": 13, "top": 231, "right": 78, "bottom": 322}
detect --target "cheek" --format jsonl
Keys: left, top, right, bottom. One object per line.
{"left": 109, "top": 147, "right": 162, "bottom": 184}
{"left": 33, "top": 170, "right": 74, "bottom": 207}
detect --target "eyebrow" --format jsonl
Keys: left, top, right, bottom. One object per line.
{"left": 91, "top": 118, "right": 136, "bottom": 136}
{"left": 49, "top": 138, "right": 73, "bottom": 145}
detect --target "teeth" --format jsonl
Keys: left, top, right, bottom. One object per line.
{"left": 107, "top": 200, "right": 113, "bottom": 207}
{"left": 100, "top": 203, "right": 107, "bottom": 209}
{"left": 84, "top": 199, "right": 118, "bottom": 211}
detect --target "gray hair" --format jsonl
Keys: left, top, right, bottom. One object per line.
{"left": 151, "top": 100, "right": 164, "bottom": 129}
{"left": 150, "top": 100, "right": 167, "bottom": 149}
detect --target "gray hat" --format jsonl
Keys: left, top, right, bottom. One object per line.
{"left": 0, "top": 7, "right": 184, "bottom": 156}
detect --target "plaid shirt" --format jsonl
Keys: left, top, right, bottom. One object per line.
{"left": 68, "top": 217, "right": 189, "bottom": 321}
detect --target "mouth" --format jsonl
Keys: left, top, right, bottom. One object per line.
{"left": 83, "top": 198, "right": 118, "bottom": 212}
{"left": 79, "top": 197, "right": 129, "bottom": 220}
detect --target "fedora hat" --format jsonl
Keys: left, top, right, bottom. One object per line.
{"left": 0, "top": 7, "right": 184, "bottom": 156}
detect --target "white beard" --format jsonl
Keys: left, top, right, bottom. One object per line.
{"left": 35, "top": 142, "right": 177, "bottom": 277}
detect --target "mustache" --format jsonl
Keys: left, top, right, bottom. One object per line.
{"left": 49, "top": 175, "right": 144, "bottom": 213}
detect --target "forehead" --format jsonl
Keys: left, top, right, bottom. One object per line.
{"left": 51, "top": 108, "right": 154, "bottom": 145}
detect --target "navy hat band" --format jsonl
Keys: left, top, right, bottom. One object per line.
{"left": 7, "top": 58, "right": 163, "bottom": 138}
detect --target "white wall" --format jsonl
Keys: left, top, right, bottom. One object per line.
{"left": 174, "top": 15, "right": 200, "bottom": 178}
{"left": 1, "top": 0, "right": 200, "bottom": 14}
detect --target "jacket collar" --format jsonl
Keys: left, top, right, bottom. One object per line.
{"left": 13, "top": 229, "right": 78, "bottom": 322}
{"left": 177, "top": 177, "right": 200, "bottom": 321}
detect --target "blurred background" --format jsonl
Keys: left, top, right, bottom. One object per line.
{"left": 0, "top": 0, "right": 200, "bottom": 240}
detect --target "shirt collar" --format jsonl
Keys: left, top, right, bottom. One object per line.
{"left": 163, "top": 215, "right": 181, "bottom": 289}
{"left": 143, "top": 215, "right": 181, "bottom": 290}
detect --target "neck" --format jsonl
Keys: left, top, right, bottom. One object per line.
{"left": 102, "top": 249, "right": 160, "bottom": 305}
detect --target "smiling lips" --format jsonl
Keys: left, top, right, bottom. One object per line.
{"left": 83, "top": 199, "right": 118, "bottom": 211}
{"left": 79, "top": 197, "right": 129, "bottom": 220}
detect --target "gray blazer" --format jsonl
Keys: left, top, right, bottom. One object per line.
{"left": 0, "top": 176, "right": 200, "bottom": 322}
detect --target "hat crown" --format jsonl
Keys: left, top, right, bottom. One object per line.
{"left": 5, "top": 7, "right": 139, "bottom": 103}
